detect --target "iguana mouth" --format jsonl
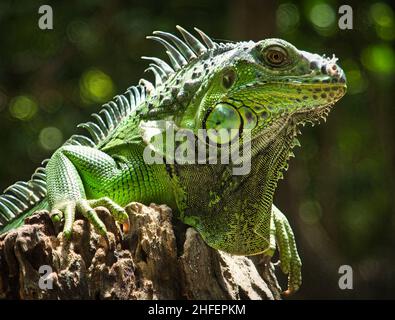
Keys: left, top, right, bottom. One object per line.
{"left": 292, "top": 102, "right": 334, "bottom": 126}
{"left": 247, "top": 97, "right": 340, "bottom": 186}
{"left": 269, "top": 98, "right": 343, "bottom": 180}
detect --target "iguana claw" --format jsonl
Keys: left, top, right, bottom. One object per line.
{"left": 50, "top": 197, "right": 129, "bottom": 239}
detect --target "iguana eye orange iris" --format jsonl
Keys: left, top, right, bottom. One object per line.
{"left": 264, "top": 46, "right": 288, "bottom": 67}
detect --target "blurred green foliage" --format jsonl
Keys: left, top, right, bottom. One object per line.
{"left": 0, "top": 0, "right": 394, "bottom": 298}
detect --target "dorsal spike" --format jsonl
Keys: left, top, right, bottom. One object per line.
{"left": 101, "top": 104, "right": 117, "bottom": 124}
{"left": 119, "top": 94, "right": 131, "bottom": 113}
{"left": 166, "top": 50, "right": 181, "bottom": 71}
{"left": 153, "top": 31, "right": 197, "bottom": 61}
{"left": 149, "top": 63, "right": 168, "bottom": 81}
{"left": 69, "top": 134, "right": 96, "bottom": 147}
{"left": 145, "top": 66, "right": 163, "bottom": 86}
{"left": 29, "top": 180, "right": 47, "bottom": 195}
{"left": 14, "top": 183, "right": 40, "bottom": 202}
{"left": 0, "top": 200, "right": 15, "bottom": 219}
{"left": 139, "top": 85, "right": 146, "bottom": 101}
{"left": 4, "top": 181, "right": 25, "bottom": 194}
{"left": 7, "top": 187, "right": 30, "bottom": 202}
{"left": 141, "top": 56, "right": 174, "bottom": 75}
{"left": 0, "top": 197, "right": 20, "bottom": 214}
{"left": 99, "top": 109, "right": 115, "bottom": 131}
{"left": 2, "top": 194, "right": 27, "bottom": 211}
{"left": 114, "top": 96, "right": 126, "bottom": 116}
{"left": 125, "top": 90, "right": 136, "bottom": 110}
{"left": 107, "top": 101, "right": 122, "bottom": 121}
{"left": 35, "top": 167, "right": 46, "bottom": 174}
{"left": 88, "top": 121, "right": 105, "bottom": 140}
{"left": 31, "top": 171, "right": 46, "bottom": 181}
{"left": 77, "top": 123, "right": 102, "bottom": 144}
{"left": 69, "top": 140, "right": 82, "bottom": 146}
{"left": 149, "top": 63, "right": 167, "bottom": 79}
{"left": 139, "top": 79, "right": 155, "bottom": 94}
{"left": 176, "top": 25, "right": 207, "bottom": 55}
{"left": 194, "top": 27, "right": 216, "bottom": 49}
{"left": 91, "top": 113, "right": 109, "bottom": 135}
{"left": 131, "top": 86, "right": 141, "bottom": 105}
{"left": 147, "top": 35, "right": 187, "bottom": 67}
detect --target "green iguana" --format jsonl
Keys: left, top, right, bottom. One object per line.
{"left": 0, "top": 26, "right": 346, "bottom": 294}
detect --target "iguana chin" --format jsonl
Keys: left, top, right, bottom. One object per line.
{"left": 0, "top": 26, "right": 346, "bottom": 294}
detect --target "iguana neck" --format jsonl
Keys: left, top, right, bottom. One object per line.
{"left": 172, "top": 129, "right": 294, "bottom": 238}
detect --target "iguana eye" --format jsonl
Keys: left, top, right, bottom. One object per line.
{"left": 264, "top": 46, "right": 288, "bottom": 67}
{"left": 204, "top": 103, "right": 241, "bottom": 144}
{"left": 222, "top": 69, "right": 236, "bottom": 89}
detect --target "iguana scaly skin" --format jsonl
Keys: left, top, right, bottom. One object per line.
{"left": 0, "top": 26, "right": 346, "bottom": 293}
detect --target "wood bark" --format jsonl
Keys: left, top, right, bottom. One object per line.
{"left": 0, "top": 203, "right": 281, "bottom": 300}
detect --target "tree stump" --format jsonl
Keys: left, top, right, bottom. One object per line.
{"left": 0, "top": 203, "right": 281, "bottom": 299}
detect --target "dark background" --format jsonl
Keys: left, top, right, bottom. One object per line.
{"left": 0, "top": 0, "right": 394, "bottom": 299}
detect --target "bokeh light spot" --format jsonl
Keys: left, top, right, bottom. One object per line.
{"left": 309, "top": 3, "right": 336, "bottom": 28}
{"left": 370, "top": 3, "right": 395, "bottom": 41}
{"left": 361, "top": 44, "right": 395, "bottom": 74}
{"left": 370, "top": 2, "right": 394, "bottom": 27}
{"left": 276, "top": 3, "right": 300, "bottom": 34}
{"left": 39, "top": 127, "right": 63, "bottom": 151}
{"left": 9, "top": 95, "right": 38, "bottom": 121}
{"left": 80, "top": 69, "right": 115, "bottom": 104}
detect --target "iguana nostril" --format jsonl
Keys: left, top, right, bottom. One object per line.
{"left": 326, "top": 63, "right": 340, "bottom": 77}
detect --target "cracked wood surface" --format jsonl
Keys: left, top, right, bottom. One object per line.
{"left": 0, "top": 203, "right": 281, "bottom": 300}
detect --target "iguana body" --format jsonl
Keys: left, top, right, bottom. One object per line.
{"left": 0, "top": 26, "right": 346, "bottom": 293}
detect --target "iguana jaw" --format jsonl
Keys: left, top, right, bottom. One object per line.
{"left": 249, "top": 101, "right": 335, "bottom": 160}
{"left": 248, "top": 82, "right": 346, "bottom": 199}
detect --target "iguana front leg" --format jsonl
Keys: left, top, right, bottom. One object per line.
{"left": 259, "top": 205, "right": 302, "bottom": 294}
{"left": 272, "top": 205, "right": 302, "bottom": 294}
{"left": 46, "top": 145, "right": 129, "bottom": 238}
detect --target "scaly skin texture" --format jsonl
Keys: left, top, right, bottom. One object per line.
{"left": 0, "top": 27, "right": 346, "bottom": 294}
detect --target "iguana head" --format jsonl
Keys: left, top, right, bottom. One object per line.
{"left": 142, "top": 28, "right": 347, "bottom": 198}
{"left": 180, "top": 38, "right": 347, "bottom": 148}
{"left": 145, "top": 28, "right": 346, "bottom": 152}
{"left": 144, "top": 27, "right": 346, "bottom": 179}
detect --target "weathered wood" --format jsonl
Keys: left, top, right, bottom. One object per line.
{"left": 0, "top": 203, "right": 281, "bottom": 300}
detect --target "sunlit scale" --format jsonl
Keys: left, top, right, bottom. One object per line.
{"left": 238, "top": 106, "right": 257, "bottom": 129}
{"left": 205, "top": 103, "right": 241, "bottom": 144}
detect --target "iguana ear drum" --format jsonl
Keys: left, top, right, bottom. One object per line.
{"left": 222, "top": 69, "right": 237, "bottom": 89}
